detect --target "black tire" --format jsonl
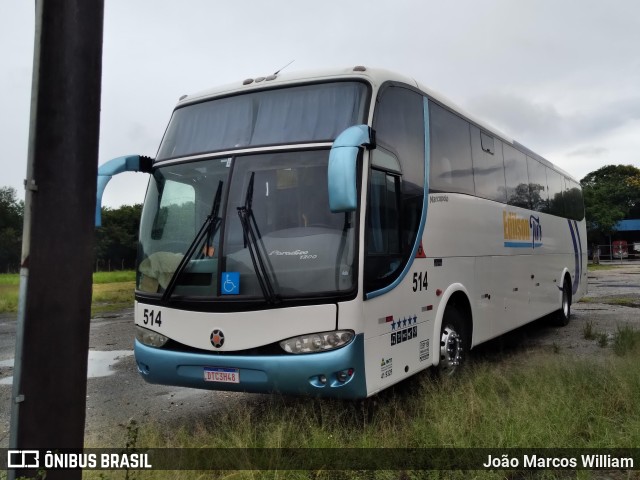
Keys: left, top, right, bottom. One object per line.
{"left": 553, "top": 277, "right": 572, "bottom": 327}
{"left": 436, "top": 307, "right": 469, "bottom": 376}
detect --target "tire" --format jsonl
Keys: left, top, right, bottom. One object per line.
{"left": 553, "top": 277, "right": 572, "bottom": 327}
{"left": 436, "top": 307, "right": 469, "bottom": 376}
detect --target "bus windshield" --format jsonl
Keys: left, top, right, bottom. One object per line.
{"left": 137, "top": 150, "right": 357, "bottom": 302}
{"left": 156, "top": 82, "right": 368, "bottom": 160}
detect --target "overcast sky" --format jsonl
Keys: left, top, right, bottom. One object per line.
{"left": 2, "top": 0, "right": 639, "bottom": 207}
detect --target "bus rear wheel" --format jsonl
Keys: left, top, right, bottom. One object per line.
{"left": 553, "top": 278, "right": 572, "bottom": 327}
{"left": 437, "top": 307, "right": 468, "bottom": 376}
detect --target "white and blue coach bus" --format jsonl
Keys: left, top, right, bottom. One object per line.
{"left": 96, "top": 67, "right": 587, "bottom": 399}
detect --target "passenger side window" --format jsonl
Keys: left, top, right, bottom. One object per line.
{"left": 564, "top": 178, "right": 584, "bottom": 220}
{"left": 367, "top": 167, "right": 401, "bottom": 256}
{"left": 573, "top": 180, "right": 584, "bottom": 220}
{"left": 471, "top": 125, "right": 506, "bottom": 203}
{"left": 526, "top": 157, "right": 549, "bottom": 213}
{"left": 546, "top": 168, "right": 565, "bottom": 216}
{"left": 503, "top": 144, "right": 530, "bottom": 208}
{"left": 429, "top": 103, "right": 474, "bottom": 195}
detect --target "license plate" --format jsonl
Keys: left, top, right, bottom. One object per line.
{"left": 204, "top": 367, "right": 240, "bottom": 384}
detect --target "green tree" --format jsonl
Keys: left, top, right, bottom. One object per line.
{"left": 580, "top": 165, "right": 640, "bottom": 243}
{"left": 95, "top": 204, "right": 142, "bottom": 270}
{"left": 0, "top": 187, "right": 24, "bottom": 272}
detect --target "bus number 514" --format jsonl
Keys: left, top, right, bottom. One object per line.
{"left": 413, "top": 271, "right": 428, "bottom": 292}
{"left": 143, "top": 309, "right": 162, "bottom": 327}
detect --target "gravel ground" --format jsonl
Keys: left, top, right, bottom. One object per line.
{"left": 0, "top": 263, "right": 638, "bottom": 448}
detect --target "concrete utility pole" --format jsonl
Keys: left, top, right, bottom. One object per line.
{"left": 9, "top": 1, "right": 104, "bottom": 479}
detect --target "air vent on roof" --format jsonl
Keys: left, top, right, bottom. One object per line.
{"left": 353, "top": 65, "right": 367, "bottom": 72}
{"left": 242, "top": 78, "right": 254, "bottom": 85}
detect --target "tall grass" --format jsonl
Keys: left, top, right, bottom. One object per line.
{"left": 86, "top": 346, "right": 640, "bottom": 479}
{"left": 0, "top": 271, "right": 136, "bottom": 314}
{"left": 93, "top": 270, "right": 136, "bottom": 284}
{"left": 613, "top": 325, "right": 640, "bottom": 356}
{"left": 0, "top": 285, "right": 19, "bottom": 313}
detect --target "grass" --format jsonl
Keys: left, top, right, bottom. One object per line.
{"left": 582, "top": 320, "right": 640, "bottom": 352}
{"left": 0, "top": 285, "right": 19, "bottom": 313}
{"left": 84, "top": 342, "right": 640, "bottom": 480}
{"left": 597, "top": 332, "right": 609, "bottom": 348}
{"left": 582, "top": 320, "right": 596, "bottom": 340}
{"left": 93, "top": 270, "right": 136, "bottom": 284}
{"left": 607, "top": 297, "right": 640, "bottom": 307}
{"left": 0, "top": 270, "right": 136, "bottom": 315}
{"left": 586, "top": 263, "right": 618, "bottom": 271}
{"left": 579, "top": 295, "right": 640, "bottom": 308}
{"left": 613, "top": 324, "right": 640, "bottom": 356}
{"left": 91, "top": 281, "right": 136, "bottom": 315}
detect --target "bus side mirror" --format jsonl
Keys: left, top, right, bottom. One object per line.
{"left": 96, "top": 155, "right": 153, "bottom": 226}
{"left": 327, "top": 125, "right": 374, "bottom": 213}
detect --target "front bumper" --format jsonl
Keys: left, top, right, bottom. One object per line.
{"left": 134, "top": 333, "right": 367, "bottom": 399}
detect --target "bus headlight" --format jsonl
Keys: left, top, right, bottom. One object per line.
{"left": 280, "top": 330, "right": 354, "bottom": 354}
{"left": 136, "top": 325, "right": 169, "bottom": 348}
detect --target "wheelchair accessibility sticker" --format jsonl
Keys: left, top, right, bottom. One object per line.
{"left": 221, "top": 272, "right": 240, "bottom": 295}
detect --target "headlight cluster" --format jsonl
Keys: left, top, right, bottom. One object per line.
{"left": 136, "top": 325, "right": 169, "bottom": 348}
{"left": 280, "top": 330, "right": 354, "bottom": 354}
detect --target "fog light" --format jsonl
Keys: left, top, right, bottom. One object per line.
{"left": 336, "top": 368, "right": 354, "bottom": 383}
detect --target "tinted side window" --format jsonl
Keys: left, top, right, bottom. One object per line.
{"left": 471, "top": 125, "right": 506, "bottom": 203}
{"left": 367, "top": 168, "right": 401, "bottom": 255}
{"left": 526, "top": 157, "right": 549, "bottom": 213}
{"left": 565, "top": 178, "right": 584, "bottom": 220}
{"left": 429, "top": 103, "right": 474, "bottom": 195}
{"left": 546, "top": 168, "right": 565, "bottom": 217}
{"left": 571, "top": 181, "right": 584, "bottom": 220}
{"left": 503, "top": 144, "right": 530, "bottom": 208}
{"left": 375, "top": 87, "right": 425, "bottom": 188}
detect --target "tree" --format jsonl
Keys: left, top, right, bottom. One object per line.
{"left": 95, "top": 204, "right": 142, "bottom": 270}
{"left": 0, "top": 187, "right": 24, "bottom": 272}
{"left": 580, "top": 165, "right": 640, "bottom": 243}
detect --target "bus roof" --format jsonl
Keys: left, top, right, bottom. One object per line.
{"left": 178, "top": 66, "right": 577, "bottom": 183}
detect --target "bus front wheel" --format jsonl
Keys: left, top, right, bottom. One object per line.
{"left": 437, "top": 307, "right": 468, "bottom": 376}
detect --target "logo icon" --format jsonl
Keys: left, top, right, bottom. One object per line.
{"left": 210, "top": 329, "right": 225, "bottom": 348}
{"left": 221, "top": 272, "right": 240, "bottom": 295}
{"left": 7, "top": 450, "right": 40, "bottom": 469}
{"left": 503, "top": 211, "right": 543, "bottom": 248}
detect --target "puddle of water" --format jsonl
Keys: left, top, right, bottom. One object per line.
{"left": 0, "top": 350, "right": 133, "bottom": 386}
{"left": 87, "top": 350, "right": 134, "bottom": 377}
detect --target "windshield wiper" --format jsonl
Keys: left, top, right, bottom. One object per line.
{"left": 237, "top": 172, "right": 279, "bottom": 304}
{"left": 161, "top": 180, "right": 223, "bottom": 303}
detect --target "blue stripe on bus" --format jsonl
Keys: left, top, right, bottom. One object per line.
{"left": 134, "top": 333, "right": 367, "bottom": 399}
{"left": 575, "top": 219, "right": 583, "bottom": 286}
{"left": 503, "top": 242, "right": 543, "bottom": 248}
{"left": 567, "top": 219, "right": 581, "bottom": 295}
{"left": 366, "top": 97, "right": 431, "bottom": 300}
